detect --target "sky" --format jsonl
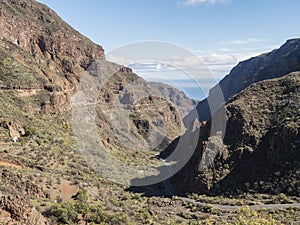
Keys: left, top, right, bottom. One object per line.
{"left": 38, "top": 0, "right": 300, "bottom": 99}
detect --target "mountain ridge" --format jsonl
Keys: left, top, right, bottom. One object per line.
{"left": 0, "top": 0, "right": 299, "bottom": 224}
{"left": 149, "top": 81, "right": 198, "bottom": 118}
{"left": 167, "top": 72, "right": 300, "bottom": 196}
{"left": 186, "top": 38, "right": 300, "bottom": 123}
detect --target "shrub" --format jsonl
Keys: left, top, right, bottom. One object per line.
{"left": 72, "top": 189, "right": 89, "bottom": 202}
{"left": 46, "top": 202, "right": 77, "bottom": 224}
{"left": 234, "top": 206, "right": 276, "bottom": 225}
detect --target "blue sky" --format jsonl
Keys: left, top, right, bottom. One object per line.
{"left": 38, "top": 0, "right": 300, "bottom": 99}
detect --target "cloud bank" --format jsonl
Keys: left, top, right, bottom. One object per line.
{"left": 225, "top": 38, "right": 265, "bottom": 45}
{"left": 178, "top": 0, "right": 231, "bottom": 6}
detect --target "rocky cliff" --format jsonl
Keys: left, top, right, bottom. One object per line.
{"left": 0, "top": 0, "right": 183, "bottom": 152}
{"left": 0, "top": 0, "right": 104, "bottom": 78}
{"left": 0, "top": 169, "right": 49, "bottom": 224}
{"left": 170, "top": 73, "right": 300, "bottom": 196}
{"left": 0, "top": 0, "right": 104, "bottom": 114}
{"left": 149, "top": 82, "right": 198, "bottom": 118}
{"left": 0, "top": 0, "right": 184, "bottom": 223}
{"left": 1, "top": 0, "right": 300, "bottom": 224}
{"left": 89, "top": 62, "right": 183, "bottom": 154}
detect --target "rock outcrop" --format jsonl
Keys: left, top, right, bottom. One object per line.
{"left": 0, "top": 0, "right": 104, "bottom": 114}
{"left": 149, "top": 82, "right": 198, "bottom": 118}
{"left": 0, "top": 0, "right": 104, "bottom": 77}
{"left": 0, "top": 0, "right": 183, "bottom": 146}
{"left": 81, "top": 60, "right": 183, "bottom": 152}
{"left": 0, "top": 194, "right": 48, "bottom": 225}
{"left": 0, "top": 169, "right": 49, "bottom": 224}
{"left": 170, "top": 73, "right": 300, "bottom": 196}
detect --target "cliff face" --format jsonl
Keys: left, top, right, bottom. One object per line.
{"left": 170, "top": 73, "right": 300, "bottom": 196}
{"left": 1, "top": 0, "right": 299, "bottom": 224}
{"left": 0, "top": 1, "right": 105, "bottom": 219}
{"left": 194, "top": 38, "right": 300, "bottom": 122}
{"left": 149, "top": 82, "right": 198, "bottom": 118}
{"left": 88, "top": 63, "right": 183, "bottom": 153}
{"left": 0, "top": 0, "right": 104, "bottom": 114}
{"left": 0, "top": 169, "right": 48, "bottom": 225}
{"left": 0, "top": 1, "right": 185, "bottom": 223}
{"left": 0, "top": 0, "right": 185, "bottom": 191}
{"left": 0, "top": 0, "right": 183, "bottom": 144}
{"left": 0, "top": 0, "right": 104, "bottom": 79}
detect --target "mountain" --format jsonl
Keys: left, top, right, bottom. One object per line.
{"left": 168, "top": 72, "right": 300, "bottom": 196}
{"left": 186, "top": 38, "right": 300, "bottom": 124}
{"left": 0, "top": 0, "right": 104, "bottom": 113}
{"left": 0, "top": 0, "right": 105, "bottom": 223}
{"left": 149, "top": 82, "right": 198, "bottom": 118}
{"left": 0, "top": 0, "right": 184, "bottom": 149}
{"left": 0, "top": 0, "right": 183, "bottom": 224}
{"left": 78, "top": 62, "right": 183, "bottom": 155}
{"left": 0, "top": 0, "right": 299, "bottom": 224}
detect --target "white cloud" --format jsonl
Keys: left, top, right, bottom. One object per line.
{"left": 107, "top": 53, "right": 206, "bottom": 71}
{"left": 106, "top": 54, "right": 135, "bottom": 66}
{"left": 230, "top": 52, "right": 265, "bottom": 61}
{"left": 218, "top": 48, "right": 231, "bottom": 52}
{"left": 199, "top": 53, "right": 238, "bottom": 79}
{"left": 201, "top": 53, "right": 237, "bottom": 65}
{"left": 178, "top": 0, "right": 231, "bottom": 6}
{"left": 128, "top": 53, "right": 238, "bottom": 81}
{"left": 107, "top": 47, "right": 268, "bottom": 95}
{"left": 168, "top": 55, "right": 204, "bottom": 68}
{"left": 130, "top": 62, "right": 173, "bottom": 73}
{"left": 133, "top": 55, "right": 208, "bottom": 71}
{"left": 225, "top": 38, "right": 265, "bottom": 45}
{"left": 192, "top": 48, "right": 271, "bottom": 78}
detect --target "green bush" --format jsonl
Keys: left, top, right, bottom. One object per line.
{"left": 46, "top": 202, "right": 77, "bottom": 224}
{"left": 234, "top": 206, "right": 276, "bottom": 225}
{"left": 72, "top": 189, "right": 89, "bottom": 202}
{"left": 110, "top": 212, "right": 128, "bottom": 225}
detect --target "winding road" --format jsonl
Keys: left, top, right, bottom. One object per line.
{"left": 178, "top": 197, "right": 300, "bottom": 211}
